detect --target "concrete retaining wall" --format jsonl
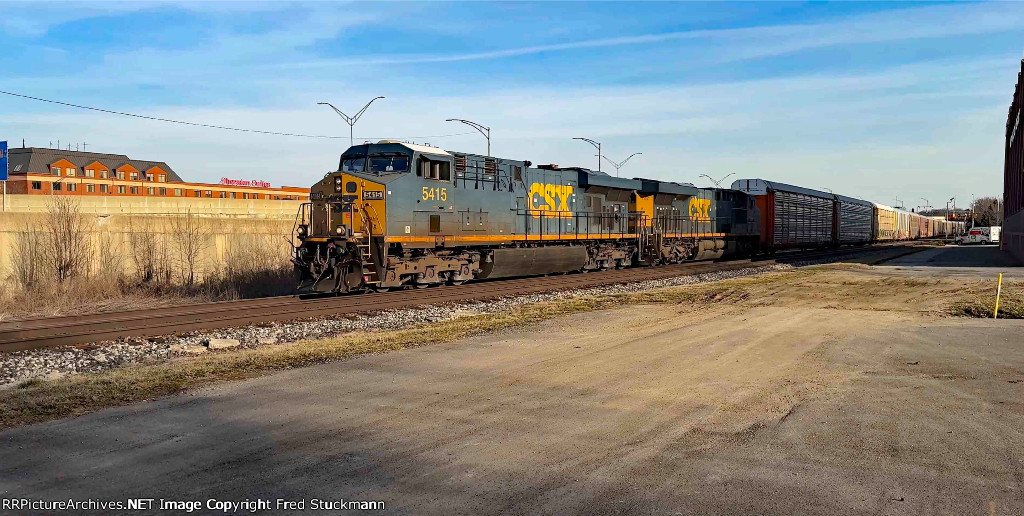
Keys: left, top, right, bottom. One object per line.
{"left": 0, "top": 201, "right": 297, "bottom": 287}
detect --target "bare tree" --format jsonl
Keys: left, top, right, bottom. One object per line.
{"left": 170, "top": 210, "right": 210, "bottom": 285}
{"left": 970, "top": 197, "right": 1003, "bottom": 227}
{"left": 43, "top": 196, "right": 92, "bottom": 283}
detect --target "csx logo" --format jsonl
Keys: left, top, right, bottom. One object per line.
{"left": 689, "top": 198, "right": 711, "bottom": 222}
{"left": 528, "top": 183, "right": 574, "bottom": 219}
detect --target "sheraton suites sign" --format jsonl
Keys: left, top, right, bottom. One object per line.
{"left": 220, "top": 177, "right": 272, "bottom": 189}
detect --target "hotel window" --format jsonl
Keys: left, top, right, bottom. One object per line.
{"left": 86, "top": 184, "right": 95, "bottom": 193}
{"left": 146, "top": 173, "right": 155, "bottom": 182}
{"left": 31, "top": 181, "right": 41, "bottom": 190}
{"left": 100, "top": 170, "right": 108, "bottom": 179}
{"left": 100, "top": 184, "right": 109, "bottom": 193}
{"left": 218, "top": 191, "right": 227, "bottom": 199}
{"left": 67, "top": 183, "right": 77, "bottom": 192}
{"left": 147, "top": 187, "right": 155, "bottom": 195}
{"left": 51, "top": 166, "right": 61, "bottom": 176}
{"left": 130, "top": 172, "right": 139, "bottom": 181}
{"left": 159, "top": 174, "right": 166, "bottom": 183}
{"left": 85, "top": 169, "right": 95, "bottom": 178}
{"left": 53, "top": 182, "right": 62, "bottom": 191}
{"left": 159, "top": 187, "right": 167, "bottom": 196}
{"left": 117, "top": 171, "right": 125, "bottom": 180}
{"left": 117, "top": 185, "right": 126, "bottom": 194}
{"left": 205, "top": 190, "right": 213, "bottom": 198}
{"left": 130, "top": 186, "right": 139, "bottom": 195}
{"left": 174, "top": 188, "right": 182, "bottom": 196}
{"left": 67, "top": 168, "right": 76, "bottom": 177}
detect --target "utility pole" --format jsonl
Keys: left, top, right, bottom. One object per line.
{"left": 699, "top": 173, "right": 735, "bottom": 188}
{"left": 446, "top": 119, "right": 491, "bottom": 156}
{"left": 601, "top": 153, "right": 642, "bottom": 178}
{"left": 317, "top": 96, "right": 385, "bottom": 147}
{"left": 572, "top": 137, "right": 602, "bottom": 173}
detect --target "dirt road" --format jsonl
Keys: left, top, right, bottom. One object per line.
{"left": 1, "top": 265, "right": 1023, "bottom": 515}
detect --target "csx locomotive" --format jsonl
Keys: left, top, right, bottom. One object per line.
{"left": 291, "top": 141, "right": 963, "bottom": 294}
{"left": 292, "top": 141, "right": 758, "bottom": 293}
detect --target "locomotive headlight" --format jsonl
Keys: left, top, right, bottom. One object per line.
{"left": 334, "top": 177, "right": 343, "bottom": 193}
{"left": 336, "top": 224, "right": 347, "bottom": 236}
{"left": 297, "top": 225, "right": 307, "bottom": 236}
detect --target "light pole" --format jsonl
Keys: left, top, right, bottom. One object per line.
{"left": 699, "top": 172, "right": 735, "bottom": 188}
{"left": 318, "top": 96, "right": 385, "bottom": 147}
{"left": 446, "top": 119, "right": 490, "bottom": 156}
{"left": 601, "top": 153, "right": 642, "bottom": 177}
{"left": 920, "top": 198, "right": 930, "bottom": 213}
{"left": 572, "top": 137, "right": 602, "bottom": 173}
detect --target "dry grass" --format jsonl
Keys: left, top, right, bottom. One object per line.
{"left": 947, "top": 281, "right": 1024, "bottom": 319}
{"left": 1, "top": 200, "right": 296, "bottom": 320}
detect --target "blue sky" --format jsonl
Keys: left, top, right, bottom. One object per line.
{"left": 1, "top": 1, "right": 1022, "bottom": 208}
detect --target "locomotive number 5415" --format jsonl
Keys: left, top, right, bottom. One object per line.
{"left": 422, "top": 187, "right": 448, "bottom": 202}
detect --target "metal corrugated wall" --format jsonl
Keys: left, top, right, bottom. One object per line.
{"left": 772, "top": 191, "right": 833, "bottom": 245}
{"left": 1005, "top": 59, "right": 1024, "bottom": 262}
{"left": 838, "top": 201, "right": 873, "bottom": 243}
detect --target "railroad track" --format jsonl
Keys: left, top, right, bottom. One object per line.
{"left": 0, "top": 243, "right": 926, "bottom": 353}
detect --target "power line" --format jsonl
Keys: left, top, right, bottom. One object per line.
{"left": 0, "top": 89, "right": 474, "bottom": 141}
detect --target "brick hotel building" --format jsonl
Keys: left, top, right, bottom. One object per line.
{"left": 5, "top": 147, "right": 309, "bottom": 201}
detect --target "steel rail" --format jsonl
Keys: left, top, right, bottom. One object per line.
{"left": 0, "top": 244, "right": 923, "bottom": 353}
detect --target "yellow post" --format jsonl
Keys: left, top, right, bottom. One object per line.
{"left": 993, "top": 273, "right": 1003, "bottom": 319}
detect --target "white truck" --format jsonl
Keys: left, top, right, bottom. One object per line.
{"left": 956, "top": 226, "right": 1000, "bottom": 245}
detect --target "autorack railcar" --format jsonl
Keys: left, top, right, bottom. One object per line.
{"left": 733, "top": 179, "right": 965, "bottom": 250}
{"left": 292, "top": 141, "right": 760, "bottom": 293}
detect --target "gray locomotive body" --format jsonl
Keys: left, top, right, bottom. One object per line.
{"left": 293, "top": 141, "right": 760, "bottom": 293}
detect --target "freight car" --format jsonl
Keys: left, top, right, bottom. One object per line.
{"left": 292, "top": 141, "right": 760, "bottom": 293}
{"left": 732, "top": 179, "right": 965, "bottom": 250}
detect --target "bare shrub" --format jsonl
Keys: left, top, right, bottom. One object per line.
{"left": 96, "top": 230, "right": 125, "bottom": 285}
{"left": 11, "top": 225, "right": 45, "bottom": 288}
{"left": 43, "top": 197, "right": 92, "bottom": 283}
{"left": 170, "top": 210, "right": 210, "bottom": 286}
{"left": 126, "top": 218, "right": 172, "bottom": 284}
{"left": 217, "top": 223, "right": 293, "bottom": 298}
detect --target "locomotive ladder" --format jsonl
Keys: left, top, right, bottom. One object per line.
{"left": 356, "top": 206, "right": 383, "bottom": 287}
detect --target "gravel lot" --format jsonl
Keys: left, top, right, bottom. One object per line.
{"left": 3, "top": 257, "right": 1020, "bottom": 515}
{"left": 0, "top": 263, "right": 802, "bottom": 388}
{"left": 4, "top": 247, "right": 897, "bottom": 388}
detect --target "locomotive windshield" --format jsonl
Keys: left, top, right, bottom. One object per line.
{"left": 339, "top": 153, "right": 410, "bottom": 174}
{"left": 369, "top": 154, "right": 410, "bottom": 173}
{"left": 341, "top": 157, "right": 366, "bottom": 172}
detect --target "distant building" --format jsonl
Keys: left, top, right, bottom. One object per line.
{"left": 4, "top": 147, "right": 309, "bottom": 201}
{"left": 1005, "top": 58, "right": 1023, "bottom": 261}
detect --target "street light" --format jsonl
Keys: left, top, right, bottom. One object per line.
{"left": 572, "top": 137, "right": 602, "bottom": 173}
{"left": 317, "top": 96, "right": 385, "bottom": 147}
{"left": 920, "top": 198, "right": 930, "bottom": 212}
{"left": 601, "top": 153, "right": 642, "bottom": 178}
{"left": 446, "top": 119, "right": 490, "bottom": 156}
{"left": 699, "top": 172, "right": 735, "bottom": 188}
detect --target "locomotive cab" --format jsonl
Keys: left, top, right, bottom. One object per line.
{"left": 293, "top": 141, "right": 456, "bottom": 293}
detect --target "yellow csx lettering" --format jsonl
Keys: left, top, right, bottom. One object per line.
{"left": 689, "top": 198, "right": 711, "bottom": 222}
{"left": 528, "top": 183, "right": 574, "bottom": 219}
